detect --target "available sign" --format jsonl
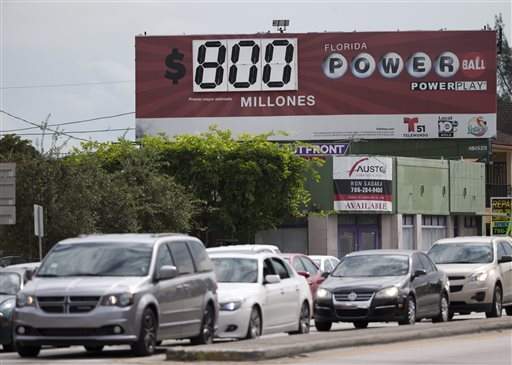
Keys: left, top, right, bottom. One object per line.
{"left": 333, "top": 156, "right": 393, "bottom": 212}
{"left": 136, "top": 31, "right": 496, "bottom": 140}
{"left": 491, "top": 197, "right": 512, "bottom": 236}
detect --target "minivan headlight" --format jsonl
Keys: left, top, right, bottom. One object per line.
{"left": 101, "top": 293, "right": 133, "bottom": 307}
{"left": 16, "top": 293, "right": 35, "bottom": 308}
{"left": 470, "top": 272, "right": 488, "bottom": 282}
{"left": 375, "top": 287, "right": 399, "bottom": 298}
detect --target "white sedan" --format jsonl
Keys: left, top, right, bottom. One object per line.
{"left": 309, "top": 255, "right": 340, "bottom": 273}
{"left": 210, "top": 251, "right": 312, "bottom": 340}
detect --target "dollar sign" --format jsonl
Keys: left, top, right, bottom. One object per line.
{"left": 164, "top": 48, "right": 186, "bottom": 84}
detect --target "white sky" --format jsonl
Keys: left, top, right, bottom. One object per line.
{"left": 0, "top": 0, "right": 510, "bottom": 151}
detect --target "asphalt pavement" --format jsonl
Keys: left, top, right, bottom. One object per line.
{"left": 0, "top": 313, "right": 507, "bottom": 365}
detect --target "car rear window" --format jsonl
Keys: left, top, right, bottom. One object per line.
{"left": 428, "top": 243, "right": 493, "bottom": 264}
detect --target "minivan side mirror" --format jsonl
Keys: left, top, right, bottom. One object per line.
{"left": 413, "top": 269, "right": 427, "bottom": 279}
{"left": 157, "top": 265, "right": 178, "bottom": 281}
{"left": 24, "top": 269, "right": 35, "bottom": 282}
{"left": 264, "top": 274, "right": 281, "bottom": 284}
{"left": 498, "top": 255, "right": 512, "bottom": 264}
{"left": 321, "top": 271, "right": 330, "bottom": 279}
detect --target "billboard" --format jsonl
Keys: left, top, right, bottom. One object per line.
{"left": 491, "top": 197, "right": 512, "bottom": 236}
{"left": 333, "top": 156, "right": 393, "bottom": 212}
{"left": 136, "top": 31, "right": 496, "bottom": 141}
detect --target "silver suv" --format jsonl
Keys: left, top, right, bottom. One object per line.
{"left": 428, "top": 236, "right": 512, "bottom": 319}
{"left": 14, "top": 234, "right": 218, "bottom": 358}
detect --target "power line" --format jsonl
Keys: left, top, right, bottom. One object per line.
{"left": 4, "top": 111, "right": 135, "bottom": 132}
{"left": 0, "top": 80, "right": 134, "bottom": 90}
{"left": 0, "top": 110, "right": 90, "bottom": 142}
{"left": 15, "top": 128, "right": 135, "bottom": 136}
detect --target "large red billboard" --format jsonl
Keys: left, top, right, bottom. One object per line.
{"left": 136, "top": 30, "right": 496, "bottom": 140}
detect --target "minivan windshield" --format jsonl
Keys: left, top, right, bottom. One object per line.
{"left": 0, "top": 273, "right": 21, "bottom": 295}
{"left": 37, "top": 242, "right": 153, "bottom": 277}
{"left": 331, "top": 255, "right": 409, "bottom": 277}
{"left": 212, "top": 258, "right": 258, "bottom": 283}
{"left": 428, "top": 243, "right": 493, "bottom": 264}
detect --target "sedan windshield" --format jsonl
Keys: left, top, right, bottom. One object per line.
{"left": 37, "top": 242, "right": 153, "bottom": 277}
{"left": 331, "top": 255, "right": 409, "bottom": 277}
{"left": 212, "top": 258, "right": 258, "bottom": 283}
{"left": 428, "top": 243, "right": 493, "bottom": 264}
{"left": 0, "top": 273, "right": 21, "bottom": 295}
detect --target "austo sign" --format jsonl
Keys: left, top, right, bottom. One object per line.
{"left": 333, "top": 156, "right": 393, "bottom": 212}
{"left": 136, "top": 30, "right": 496, "bottom": 141}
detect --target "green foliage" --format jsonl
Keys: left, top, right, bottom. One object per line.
{"left": 0, "top": 134, "right": 40, "bottom": 161}
{"left": 494, "top": 13, "right": 512, "bottom": 101}
{"left": 0, "top": 135, "right": 195, "bottom": 256}
{"left": 144, "top": 128, "right": 321, "bottom": 243}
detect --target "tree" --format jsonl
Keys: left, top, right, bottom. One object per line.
{"left": 142, "top": 128, "right": 320, "bottom": 245}
{"left": 494, "top": 13, "right": 512, "bottom": 101}
{"left": 0, "top": 134, "right": 40, "bottom": 161}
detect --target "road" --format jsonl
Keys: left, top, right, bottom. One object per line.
{"left": 0, "top": 313, "right": 507, "bottom": 365}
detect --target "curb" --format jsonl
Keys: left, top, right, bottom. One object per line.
{"left": 166, "top": 318, "right": 512, "bottom": 361}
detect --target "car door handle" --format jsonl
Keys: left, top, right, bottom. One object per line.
{"left": 280, "top": 289, "right": 285, "bottom": 295}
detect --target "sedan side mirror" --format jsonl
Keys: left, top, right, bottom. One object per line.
{"left": 297, "top": 271, "right": 310, "bottom": 279}
{"left": 157, "top": 265, "right": 178, "bottom": 281}
{"left": 413, "top": 269, "right": 427, "bottom": 279}
{"left": 321, "top": 271, "right": 330, "bottom": 279}
{"left": 498, "top": 255, "right": 512, "bottom": 264}
{"left": 264, "top": 274, "right": 281, "bottom": 284}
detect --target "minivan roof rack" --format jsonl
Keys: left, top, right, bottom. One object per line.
{"left": 151, "top": 233, "right": 189, "bottom": 238}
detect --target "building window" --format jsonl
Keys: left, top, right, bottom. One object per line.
{"left": 402, "top": 215, "right": 415, "bottom": 250}
{"left": 421, "top": 215, "right": 448, "bottom": 251}
{"left": 464, "top": 216, "right": 477, "bottom": 228}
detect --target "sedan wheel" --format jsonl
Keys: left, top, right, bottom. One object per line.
{"left": 399, "top": 296, "right": 416, "bottom": 325}
{"left": 353, "top": 321, "right": 369, "bottom": 329}
{"left": 486, "top": 286, "right": 502, "bottom": 318}
{"left": 432, "top": 294, "right": 449, "bottom": 323}
{"left": 246, "top": 307, "right": 262, "bottom": 339}
{"left": 290, "top": 302, "right": 310, "bottom": 335}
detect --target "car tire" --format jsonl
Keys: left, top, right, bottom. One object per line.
{"left": 3, "top": 344, "right": 15, "bottom": 352}
{"left": 398, "top": 296, "right": 416, "bottom": 325}
{"left": 448, "top": 311, "right": 455, "bottom": 321}
{"left": 432, "top": 293, "right": 449, "bottom": 323}
{"left": 246, "top": 307, "right": 262, "bottom": 340}
{"left": 190, "top": 304, "right": 215, "bottom": 345}
{"left": 314, "top": 321, "right": 332, "bottom": 331}
{"left": 289, "top": 302, "right": 310, "bottom": 335}
{"left": 353, "top": 321, "right": 369, "bottom": 329}
{"left": 505, "top": 306, "right": 512, "bottom": 316}
{"left": 84, "top": 345, "right": 104, "bottom": 353}
{"left": 131, "top": 308, "right": 157, "bottom": 356}
{"left": 485, "top": 285, "right": 503, "bottom": 318}
{"left": 16, "top": 344, "right": 40, "bottom": 358}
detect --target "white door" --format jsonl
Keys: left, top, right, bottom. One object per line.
{"left": 261, "top": 258, "right": 284, "bottom": 332}
{"left": 271, "top": 258, "right": 300, "bottom": 327}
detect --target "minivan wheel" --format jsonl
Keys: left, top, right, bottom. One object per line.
{"left": 190, "top": 304, "right": 214, "bottom": 345}
{"left": 246, "top": 307, "right": 262, "bottom": 339}
{"left": 485, "top": 286, "right": 502, "bottom": 318}
{"left": 84, "top": 345, "right": 104, "bottom": 353}
{"left": 432, "top": 294, "right": 449, "bottom": 323}
{"left": 16, "top": 344, "right": 40, "bottom": 358}
{"left": 353, "top": 321, "right": 369, "bottom": 329}
{"left": 131, "top": 308, "right": 157, "bottom": 356}
{"left": 315, "top": 321, "right": 332, "bottom": 331}
{"left": 398, "top": 296, "right": 416, "bottom": 325}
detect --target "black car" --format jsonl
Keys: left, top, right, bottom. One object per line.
{"left": 314, "top": 250, "right": 449, "bottom": 330}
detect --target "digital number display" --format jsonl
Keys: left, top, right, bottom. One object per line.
{"left": 192, "top": 38, "right": 297, "bottom": 92}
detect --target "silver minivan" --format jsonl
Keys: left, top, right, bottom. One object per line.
{"left": 14, "top": 233, "right": 218, "bottom": 358}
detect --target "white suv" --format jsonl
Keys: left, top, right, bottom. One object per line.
{"left": 428, "top": 236, "right": 512, "bottom": 319}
